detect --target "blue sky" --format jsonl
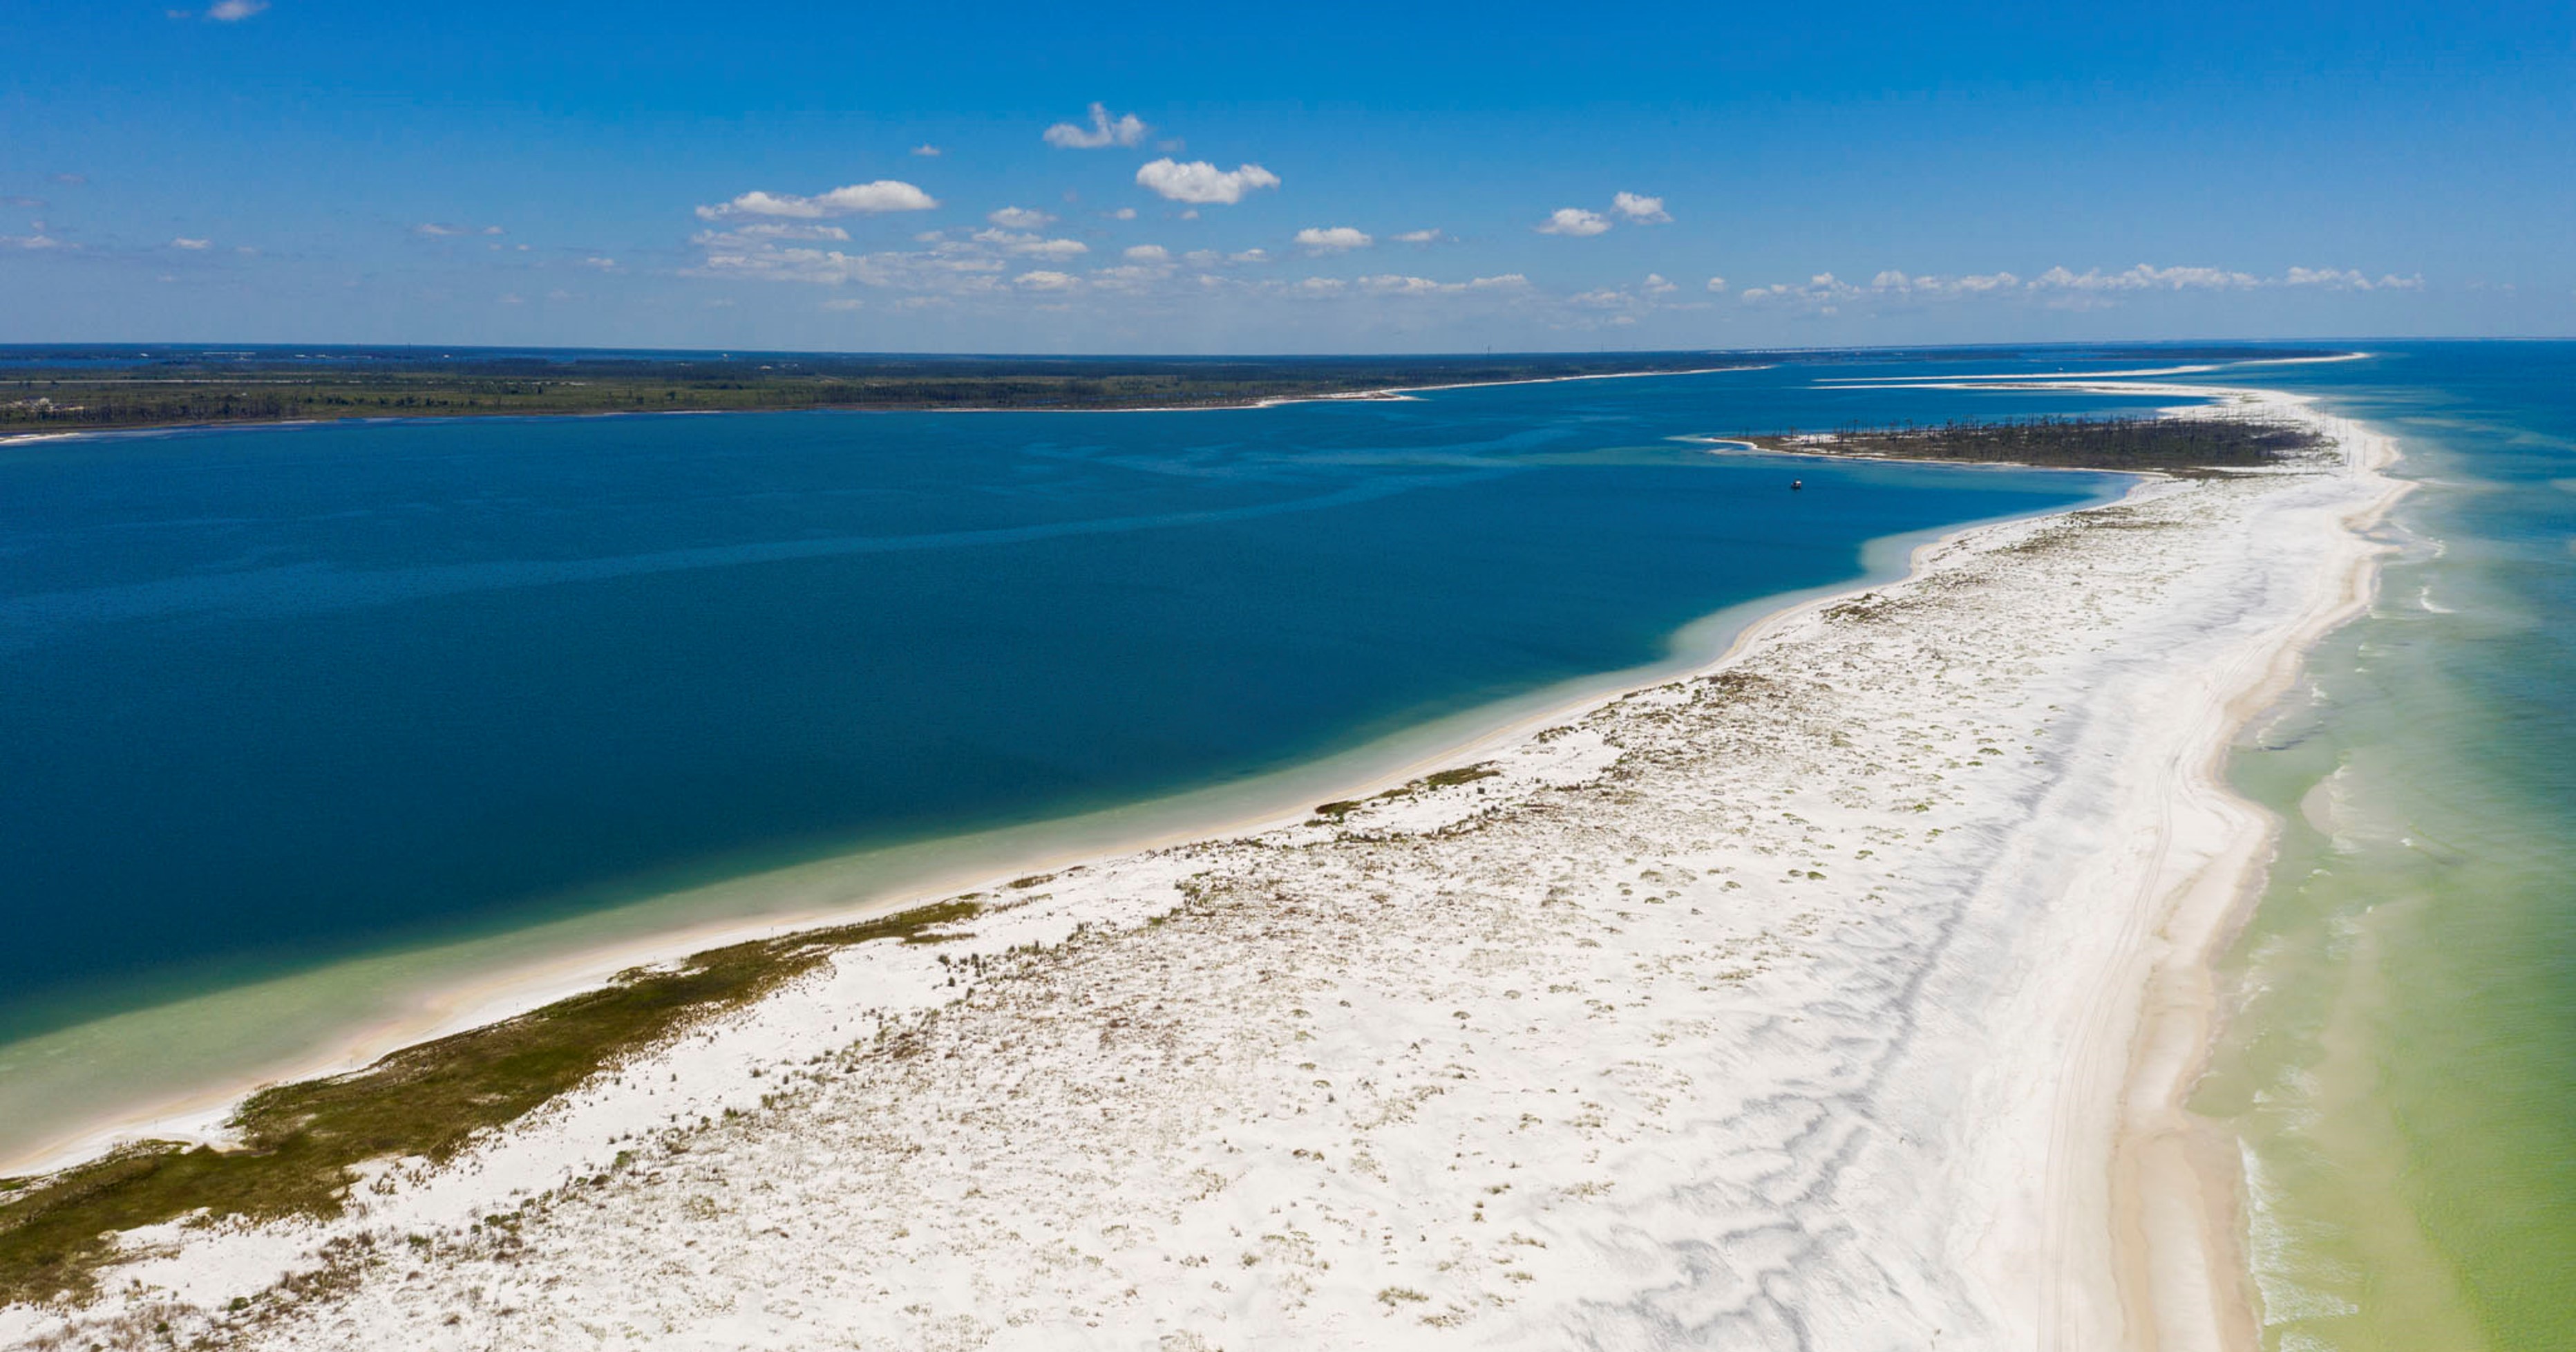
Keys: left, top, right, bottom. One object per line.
{"left": 3, "top": 0, "right": 2570, "bottom": 352}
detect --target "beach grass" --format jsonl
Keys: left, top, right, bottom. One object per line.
{"left": 1313, "top": 764, "right": 1502, "bottom": 821}
{"left": 0, "top": 898, "right": 981, "bottom": 1306}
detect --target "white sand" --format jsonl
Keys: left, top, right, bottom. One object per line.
{"left": 1, "top": 386, "right": 2402, "bottom": 1351}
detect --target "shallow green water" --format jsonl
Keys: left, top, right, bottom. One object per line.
{"left": 2199, "top": 344, "right": 2576, "bottom": 1351}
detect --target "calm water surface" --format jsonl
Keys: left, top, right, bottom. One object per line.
{"left": 1, "top": 357, "right": 2159, "bottom": 1058}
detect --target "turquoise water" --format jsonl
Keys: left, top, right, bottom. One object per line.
{"left": 0, "top": 357, "right": 2172, "bottom": 1123}
{"left": 2198, "top": 343, "right": 2576, "bottom": 1350}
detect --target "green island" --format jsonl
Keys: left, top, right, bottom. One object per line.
{"left": 0, "top": 344, "right": 2339, "bottom": 435}
{"left": 1731, "top": 412, "right": 2332, "bottom": 472}
{"left": 0, "top": 348, "right": 1759, "bottom": 433}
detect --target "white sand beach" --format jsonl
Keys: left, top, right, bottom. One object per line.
{"left": 1, "top": 386, "right": 2403, "bottom": 1351}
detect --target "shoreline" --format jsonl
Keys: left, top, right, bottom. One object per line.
{"left": 0, "top": 474, "right": 2118, "bottom": 1181}
{"left": 1771, "top": 375, "right": 2407, "bottom": 1349}
{"left": 0, "top": 380, "right": 2394, "bottom": 1347}
{"left": 2099, "top": 398, "right": 2410, "bottom": 1351}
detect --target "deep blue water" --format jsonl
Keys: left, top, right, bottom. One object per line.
{"left": 0, "top": 356, "right": 2171, "bottom": 1041}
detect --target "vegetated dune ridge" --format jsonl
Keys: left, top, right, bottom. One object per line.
{"left": 2, "top": 386, "right": 2399, "bottom": 1352}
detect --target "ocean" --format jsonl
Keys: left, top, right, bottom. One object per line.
{"left": 2195, "top": 342, "right": 2576, "bottom": 1351}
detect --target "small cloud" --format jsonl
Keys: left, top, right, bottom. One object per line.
{"left": 1124, "top": 244, "right": 1171, "bottom": 262}
{"left": 973, "top": 227, "right": 1088, "bottom": 258}
{"left": 1705, "top": 275, "right": 1727, "bottom": 292}
{"left": 695, "top": 181, "right": 939, "bottom": 220}
{"left": 1043, "top": 103, "right": 1150, "bottom": 149}
{"left": 2284, "top": 265, "right": 2424, "bottom": 292}
{"left": 235, "top": 245, "right": 258, "bottom": 256}
{"left": 50, "top": 173, "right": 86, "bottom": 186}
{"left": 1088, "top": 264, "right": 1168, "bottom": 290}
{"left": 0, "top": 196, "right": 41, "bottom": 209}
{"left": 1294, "top": 225, "right": 1372, "bottom": 254}
{"left": 987, "top": 206, "right": 1056, "bottom": 229}
{"left": 3, "top": 234, "right": 63, "bottom": 250}
{"left": 414, "top": 222, "right": 464, "bottom": 236}
{"left": 481, "top": 225, "right": 505, "bottom": 236}
{"left": 1229, "top": 247, "right": 1271, "bottom": 264}
{"left": 1392, "top": 229, "right": 1444, "bottom": 245}
{"left": 1536, "top": 207, "right": 1610, "bottom": 237}
{"left": 206, "top": 0, "right": 266, "bottom": 19}
{"left": 1015, "top": 270, "right": 1079, "bottom": 291}
{"left": 580, "top": 256, "right": 618, "bottom": 270}
{"left": 1642, "top": 272, "right": 1676, "bottom": 294}
{"left": 498, "top": 292, "right": 525, "bottom": 305}
{"left": 1611, "top": 191, "right": 1671, "bottom": 224}
{"left": 1469, "top": 273, "right": 1529, "bottom": 290}
{"left": 911, "top": 144, "right": 942, "bottom": 158}
{"left": 1135, "top": 159, "right": 1280, "bottom": 205}
{"left": 170, "top": 236, "right": 212, "bottom": 250}
{"left": 1108, "top": 207, "right": 1137, "bottom": 220}
{"left": 822, "top": 297, "right": 866, "bottom": 310}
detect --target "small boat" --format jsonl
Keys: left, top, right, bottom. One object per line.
{"left": 1790, "top": 478, "right": 1803, "bottom": 491}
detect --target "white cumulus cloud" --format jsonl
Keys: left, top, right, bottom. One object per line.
{"left": 1294, "top": 226, "right": 1372, "bottom": 253}
{"left": 206, "top": 0, "right": 265, "bottom": 19}
{"left": 690, "top": 223, "right": 851, "bottom": 248}
{"left": 170, "top": 236, "right": 211, "bottom": 250}
{"left": 911, "top": 144, "right": 942, "bottom": 158}
{"left": 1705, "top": 275, "right": 1727, "bottom": 292}
{"left": 1612, "top": 191, "right": 1671, "bottom": 224}
{"left": 1044, "top": 103, "right": 1150, "bottom": 149}
{"left": 972, "top": 227, "right": 1088, "bottom": 258}
{"left": 1015, "top": 270, "right": 1079, "bottom": 290}
{"left": 2285, "top": 266, "right": 2424, "bottom": 291}
{"left": 1392, "top": 229, "right": 1444, "bottom": 244}
{"left": 2030, "top": 263, "right": 2257, "bottom": 292}
{"left": 1124, "top": 244, "right": 1171, "bottom": 262}
{"left": 695, "top": 181, "right": 939, "bottom": 221}
{"left": 987, "top": 206, "right": 1056, "bottom": 229}
{"left": 1535, "top": 207, "right": 1610, "bottom": 237}
{"left": 1135, "top": 159, "right": 1280, "bottom": 205}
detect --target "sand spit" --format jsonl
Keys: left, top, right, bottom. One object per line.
{"left": 3, "top": 391, "right": 2394, "bottom": 1351}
